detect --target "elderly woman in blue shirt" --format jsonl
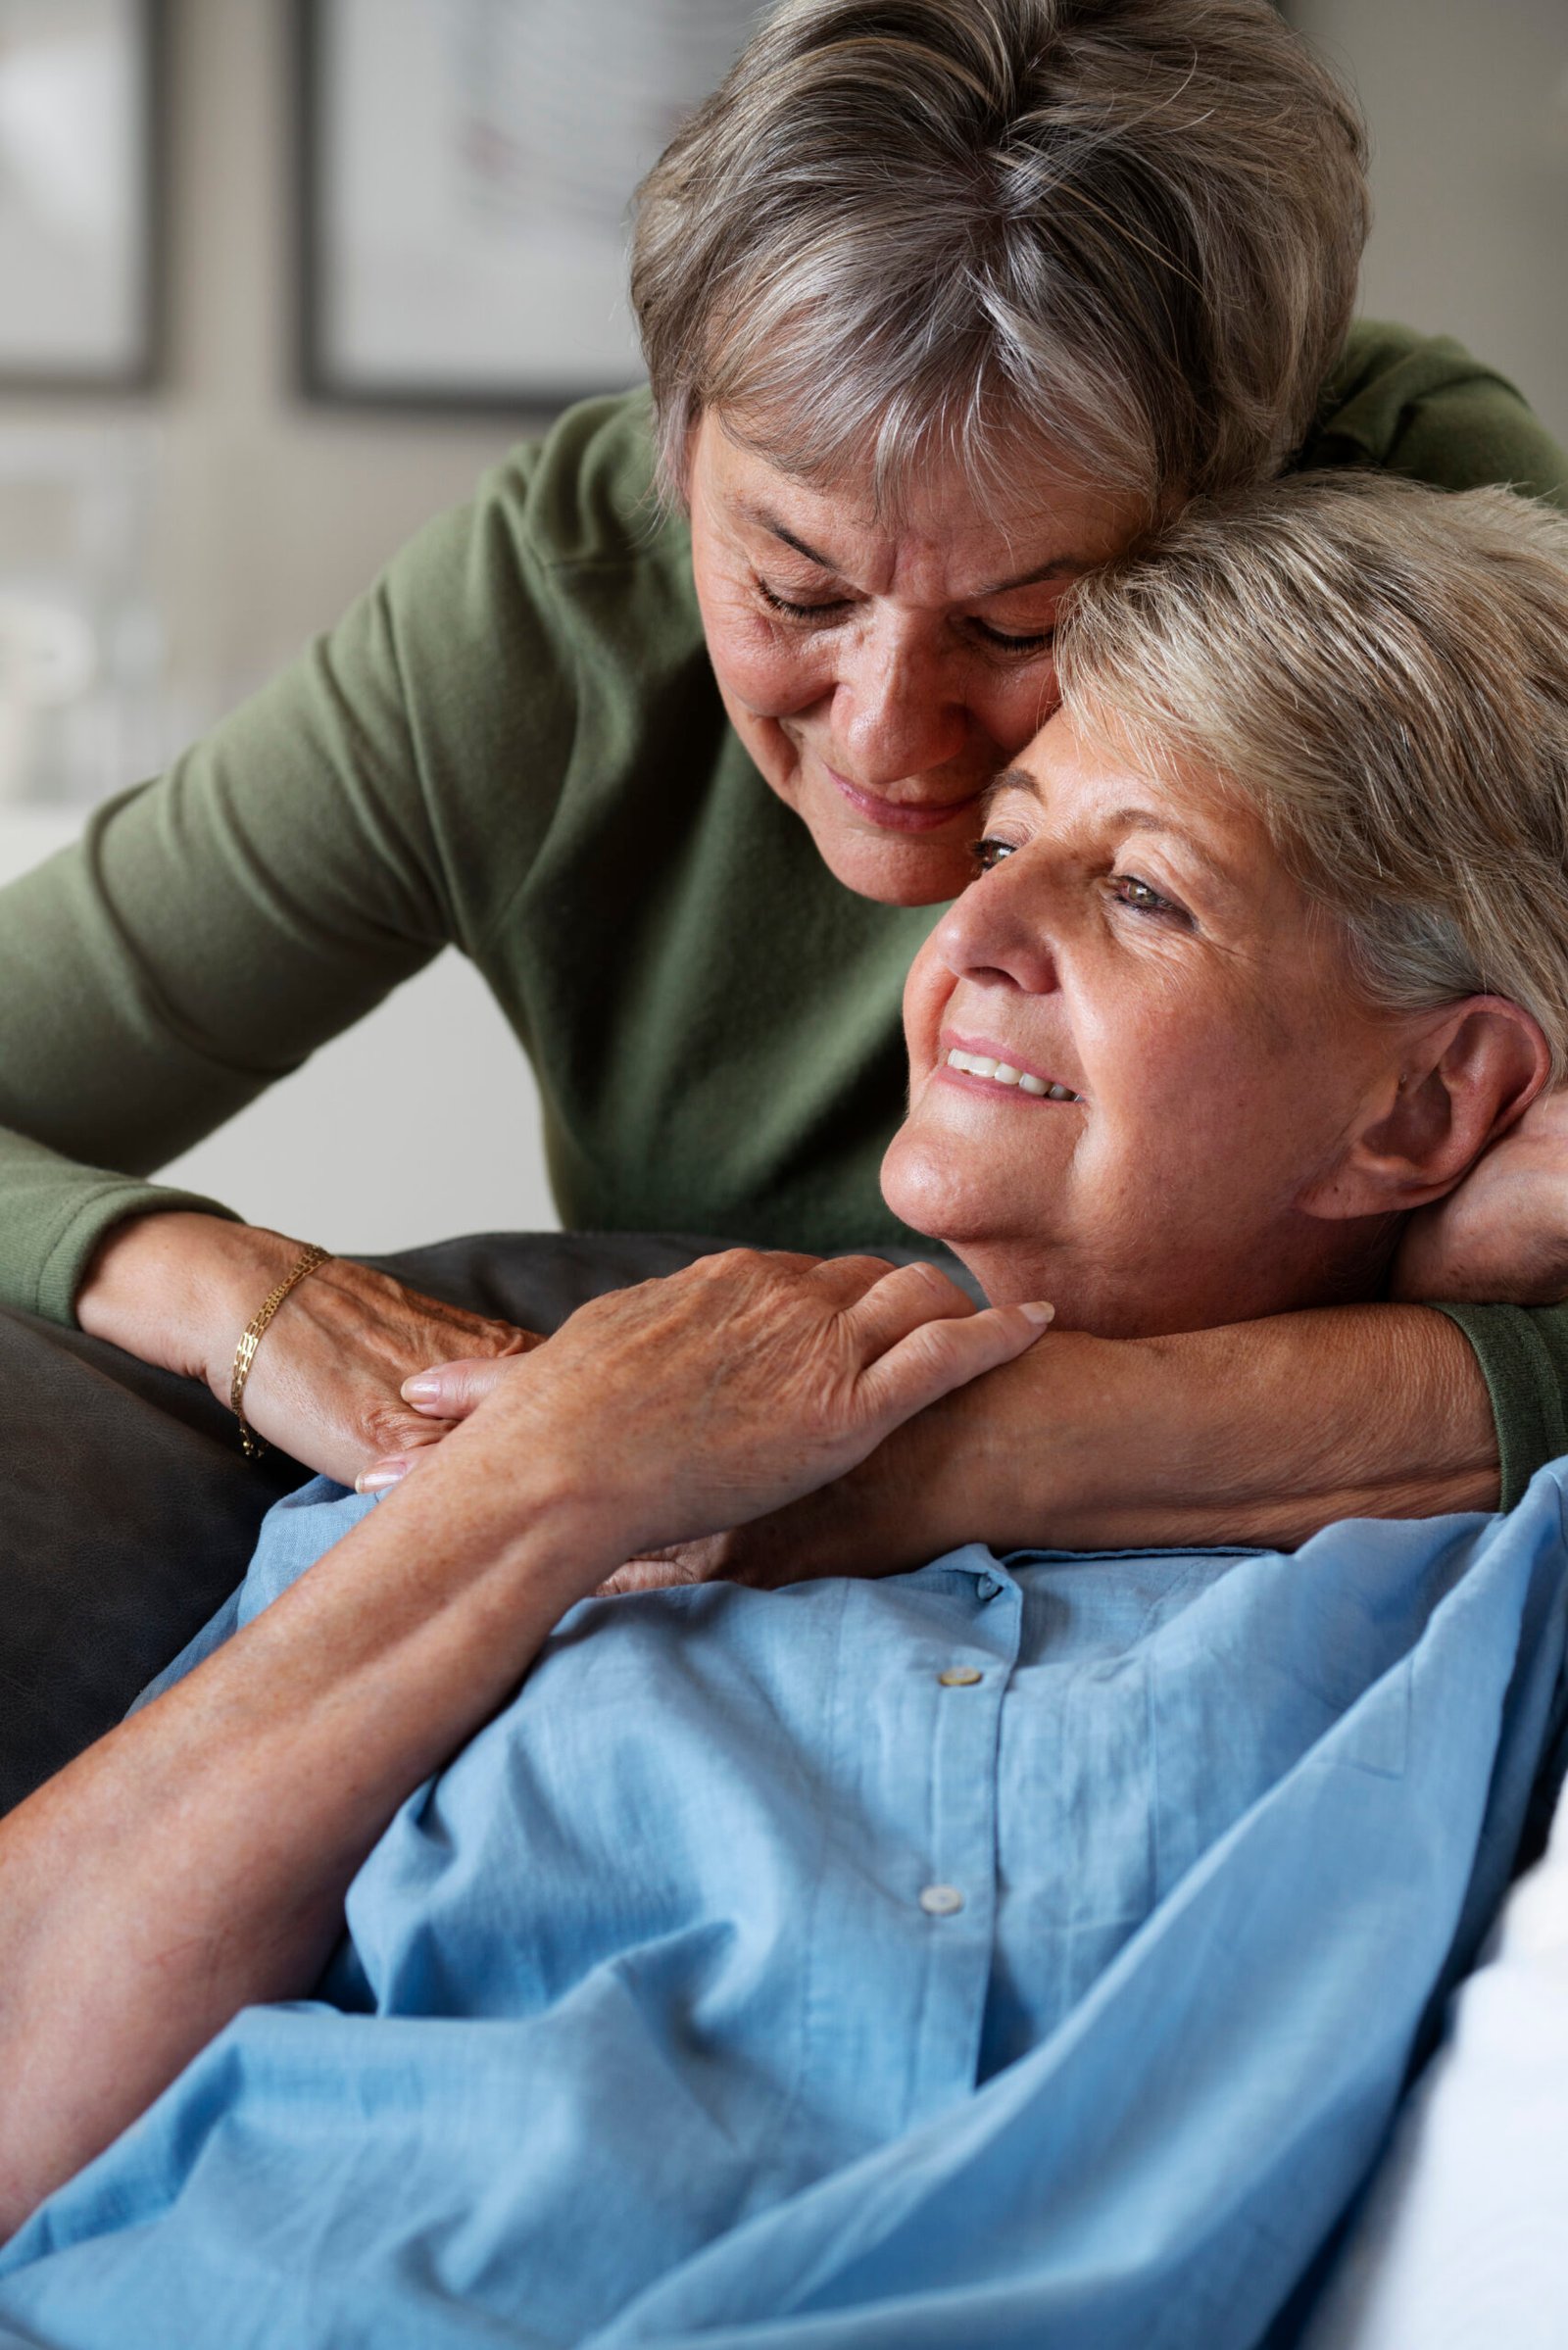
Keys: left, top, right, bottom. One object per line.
{"left": 1, "top": 472, "right": 1566, "bottom": 2350}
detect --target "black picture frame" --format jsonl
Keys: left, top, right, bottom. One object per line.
{"left": 294, "top": 0, "right": 760, "bottom": 416}
{"left": 0, "top": 0, "right": 166, "bottom": 396}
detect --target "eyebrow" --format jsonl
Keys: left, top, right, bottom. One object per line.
{"left": 745, "top": 509, "right": 1095, "bottom": 596}
{"left": 978, "top": 775, "right": 1233, "bottom": 873}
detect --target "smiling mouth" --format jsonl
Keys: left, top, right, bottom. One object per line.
{"left": 824, "top": 766, "right": 983, "bottom": 835}
{"left": 943, "top": 1048, "right": 1081, "bottom": 1102}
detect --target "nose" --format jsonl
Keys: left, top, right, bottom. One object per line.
{"left": 933, "top": 847, "right": 1060, "bottom": 997}
{"left": 831, "top": 619, "right": 970, "bottom": 786}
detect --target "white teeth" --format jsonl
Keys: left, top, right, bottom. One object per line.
{"left": 945, "top": 1050, "right": 1078, "bottom": 1102}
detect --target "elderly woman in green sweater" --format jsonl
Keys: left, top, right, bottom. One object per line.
{"left": 2, "top": 0, "right": 1566, "bottom": 1655}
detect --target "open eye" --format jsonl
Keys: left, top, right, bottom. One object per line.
{"left": 1112, "top": 872, "right": 1189, "bottom": 922}
{"left": 970, "top": 836, "right": 1019, "bottom": 873}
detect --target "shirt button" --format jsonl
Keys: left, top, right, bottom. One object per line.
{"left": 976, "top": 1574, "right": 1004, "bottom": 1602}
{"left": 937, "top": 1666, "right": 983, "bottom": 1688}
{"left": 919, "top": 1884, "right": 965, "bottom": 1917}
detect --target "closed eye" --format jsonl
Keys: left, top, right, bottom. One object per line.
{"left": 758, "top": 580, "right": 848, "bottom": 620}
{"left": 968, "top": 619, "right": 1054, "bottom": 655}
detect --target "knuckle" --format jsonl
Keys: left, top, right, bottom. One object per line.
{"left": 477, "top": 1316, "right": 525, "bottom": 1352}
{"left": 364, "top": 1395, "right": 425, "bottom": 1448}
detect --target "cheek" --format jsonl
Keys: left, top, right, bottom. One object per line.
{"left": 901, "top": 930, "right": 957, "bottom": 1072}
{"left": 698, "top": 586, "right": 829, "bottom": 723}
{"left": 1076, "top": 968, "right": 1245, "bottom": 1171}
{"left": 972, "top": 662, "right": 1061, "bottom": 761}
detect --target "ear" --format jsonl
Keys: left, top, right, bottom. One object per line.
{"left": 1302, "top": 998, "right": 1552, "bottom": 1222}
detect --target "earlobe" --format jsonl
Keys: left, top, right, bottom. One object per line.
{"left": 1304, "top": 998, "right": 1552, "bottom": 1222}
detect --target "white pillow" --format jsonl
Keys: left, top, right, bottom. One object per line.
{"left": 1306, "top": 1771, "right": 1568, "bottom": 2349}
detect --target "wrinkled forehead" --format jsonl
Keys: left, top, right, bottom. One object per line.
{"left": 697, "top": 408, "right": 1147, "bottom": 597}
{"left": 985, "top": 710, "right": 1279, "bottom": 886}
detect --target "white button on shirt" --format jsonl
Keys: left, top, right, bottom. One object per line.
{"left": 938, "top": 1667, "right": 983, "bottom": 1687}
{"left": 919, "top": 1885, "right": 965, "bottom": 1917}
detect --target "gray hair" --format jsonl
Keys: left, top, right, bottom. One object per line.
{"left": 630, "top": 0, "right": 1369, "bottom": 513}
{"left": 1054, "top": 473, "right": 1568, "bottom": 1076}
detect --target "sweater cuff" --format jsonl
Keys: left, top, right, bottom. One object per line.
{"left": 34, "top": 1181, "right": 241, "bottom": 1328}
{"left": 1430, "top": 1301, "right": 1568, "bottom": 1513}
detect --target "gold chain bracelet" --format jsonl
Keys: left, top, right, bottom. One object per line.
{"left": 229, "top": 1244, "right": 331, "bottom": 1459}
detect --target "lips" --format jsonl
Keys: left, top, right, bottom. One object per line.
{"left": 937, "top": 1032, "right": 1082, "bottom": 1102}
{"left": 823, "top": 765, "right": 983, "bottom": 836}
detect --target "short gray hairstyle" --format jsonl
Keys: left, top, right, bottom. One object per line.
{"left": 1054, "top": 473, "right": 1568, "bottom": 1077}
{"left": 631, "top": 0, "right": 1369, "bottom": 512}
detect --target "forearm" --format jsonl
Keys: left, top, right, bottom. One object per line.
{"left": 884, "top": 1303, "right": 1496, "bottom": 1558}
{"left": 0, "top": 1436, "right": 603, "bottom": 2236}
{"left": 76, "top": 1209, "right": 305, "bottom": 1383}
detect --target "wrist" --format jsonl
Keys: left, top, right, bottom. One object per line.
{"left": 77, "top": 1211, "right": 309, "bottom": 1395}
{"left": 363, "top": 1417, "right": 621, "bottom": 1630}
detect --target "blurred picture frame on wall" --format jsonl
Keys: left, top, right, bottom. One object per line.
{"left": 0, "top": 0, "right": 163, "bottom": 393}
{"left": 296, "top": 0, "right": 764, "bottom": 413}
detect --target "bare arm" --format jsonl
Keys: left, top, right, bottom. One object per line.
{"left": 0, "top": 1436, "right": 592, "bottom": 2238}
{"left": 704, "top": 1090, "right": 1565, "bottom": 1574}
{"left": 586, "top": 1303, "right": 1496, "bottom": 1592}
{"left": 395, "top": 1091, "right": 1567, "bottom": 1578}
{"left": 838, "top": 1304, "right": 1495, "bottom": 1568}
{"left": 0, "top": 1252, "right": 1047, "bottom": 2234}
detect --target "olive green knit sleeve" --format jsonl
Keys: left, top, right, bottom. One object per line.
{"left": 1433, "top": 1302, "right": 1568, "bottom": 1512}
{"left": 1305, "top": 320, "right": 1568, "bottom": 506}
{"left": 0, "top": 429, "right": 584, "bottom": 1325}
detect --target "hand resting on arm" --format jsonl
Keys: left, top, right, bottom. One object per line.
{"left": 385, "top": 1085, "right": 1568, "bottom": 1579}
{"left": 0, "top": 1250, "right": 1049, "bottom": 2236}
{"left": 75, "top": 1209, "right": 536, "bottom": 1485}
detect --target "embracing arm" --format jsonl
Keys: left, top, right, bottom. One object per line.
{"left": 398, "top": 1104, "right": 1566, "bottom": 1583}
{"left": 582, "top": 1302, "right": 1497, "bottom": 1589}
{"left": 611, "top": 1089, "right": 1568, "bottom": 1576}
{"left": 854, "top": 1303, "right": 1502, "bottom": 1565}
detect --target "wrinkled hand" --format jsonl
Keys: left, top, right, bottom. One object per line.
{"left": 1392, "top": 1086, "right": 1568, "bottom": 1306}
{"left": 222, "top": 1253, "right": 537, "bottom": 1485}
{"left": 375, "top": 1248, "right": 1052, "bottom": 1560}
{"left": 76, "top": 1210, "right": 536, "bottom": 1485}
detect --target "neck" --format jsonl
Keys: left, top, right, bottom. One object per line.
{"left": 956, "top": 1213, "right": 1405, "bottom": 1340}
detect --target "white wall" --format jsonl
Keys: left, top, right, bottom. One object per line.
{"left": 1295, "top": 0, "right": 1568, "bottom": 445}
{"left": 0, "top": 0, "right": 562, "bottom": 1252}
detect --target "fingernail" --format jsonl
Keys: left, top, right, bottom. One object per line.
{"left": 401, "top": 1374, "right": 440, "bottom": 1403}
{"left": 1019, "top": 1301, "right": 1054, "bottom": 1326}
{"left": 356, "top": 1459, "right": 409, "bottom": 1494}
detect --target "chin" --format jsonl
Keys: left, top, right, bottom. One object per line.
{"left": 881, "top": 1127, "right": 1011, "bottom": 1255}
{"left": 808, "top": 817, "right": 978, "bottom": 908}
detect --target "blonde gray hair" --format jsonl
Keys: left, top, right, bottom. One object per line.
{"left": 1054, "top": 474, "right": 1568, "bottom": 1076}
{"left": 631, "top": 0, "right": 1369, "bottom": 512}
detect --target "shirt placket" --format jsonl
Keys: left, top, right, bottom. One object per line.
{"left": 905, "top": 1559, "right": 1022, "bottom": 2127}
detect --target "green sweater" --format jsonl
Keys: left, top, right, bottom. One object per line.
{"left": 1, "top": 323, "right": 1565, "bottom": 1500}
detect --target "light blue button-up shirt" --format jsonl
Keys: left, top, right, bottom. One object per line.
{"left": 2, "top": 1467, "right": 1565, "bottom": 2350}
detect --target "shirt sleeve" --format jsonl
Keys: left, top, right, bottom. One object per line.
{"left": 1432, "top": 1302, "right": 1568, "bottom": 1513}
{"left": 0, "top": 436, "right": 576, "bottom": 1324}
